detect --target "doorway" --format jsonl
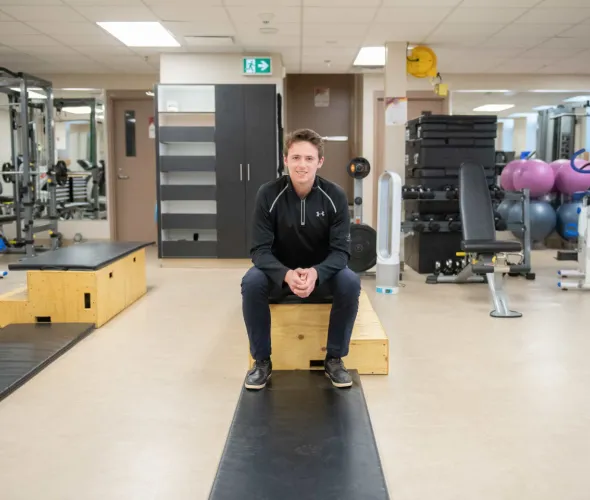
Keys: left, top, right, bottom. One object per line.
{"left": 110, "top": 97, "right": 157, "bottom": 242}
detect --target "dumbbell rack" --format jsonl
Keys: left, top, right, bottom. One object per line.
{"left": 400, "top": 187, "right": 534, "bottom": 280}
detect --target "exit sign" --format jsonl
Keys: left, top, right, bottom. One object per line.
{"left": 243, "top": 57, "right": 272, "bottom": 75}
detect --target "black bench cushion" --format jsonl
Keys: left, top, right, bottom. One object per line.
{"left": 0, "top": 215, "right": 16, "bottom": 224}
{"left": 459, "top": 162, "right": 497, "bottom": 242}
{"left": 461, "top": 239, "right": 522, "bottom": 253}
{"left": 8, "top": 241, "right": 154, "bottom": 271}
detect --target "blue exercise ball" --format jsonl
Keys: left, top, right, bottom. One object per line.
{"left": 556, "top": 201, "right": 582, "bottom": 241}
{"left": 496, "top": 200, "right": 516, "bottom": 222}
{"left": 507, "top": 200, "right": 556, "bottom": 242}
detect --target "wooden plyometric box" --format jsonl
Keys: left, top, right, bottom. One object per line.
{"left": 0, "top": 248, "right": 147, "bottom": 328}
{"left": 249, "top": 290, "right": 389, "bottom": 375}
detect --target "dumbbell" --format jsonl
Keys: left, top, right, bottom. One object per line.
{"left": 489, "top": 185, "right": 505, "bottom": 201}
{"left": 434, "top": 261, "right": 442, "bottom": 276}
{"left": 422, "top": 214, "right": 440, "bottom": 232}
{"left": 493, "top": 210, "right": 507, "bottom": 231}
{"left": 402, "top": 185, "right": 419, "bottom": 199}
{"left": 418, "top": 186, "right": 435, "bottom": 199}
{"left": 445, "top": 213, "right": 462, "bottom": 232}
{"left": 441, "top": 184, "right": 458, "bottom": 199}
{"left": 442, "top": 259, "right": 455, "bottom": 276}
{"left": 409, "top": 212, "right": 425, "bottom": 232}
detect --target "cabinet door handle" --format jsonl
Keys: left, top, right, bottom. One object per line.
{"left": 240, "top": 163, "right": 243, "bottom": 181}
{"left": 247, "top": 164, "right": 250, "bottom": 181}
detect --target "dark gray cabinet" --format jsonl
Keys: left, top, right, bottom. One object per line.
{"left": 215, "top": 84, "right": 277, "bottom": 258}
{"left": 156, "top": 83, "right": 277, "bottom": 259}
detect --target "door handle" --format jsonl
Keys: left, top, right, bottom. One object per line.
{"left": 247, "top": 164, "right": 250, "bottom": 181}
{"left": 118, "top": 174, "right": 129, "bottom": 180}
{"left": 240, "top": 163, "right": 243, "bottom": 181}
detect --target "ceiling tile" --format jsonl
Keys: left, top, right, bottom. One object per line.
{"left": 162, "top": 21, "right": 236, "bottom": 37}
{"left": 303, "top": 35, "right": 362, "bottom": 48}
{"left": 0, "top": 0, "right": 61, "bottom": 4}
{"left": 18, "top": 45, "right": 83, "bottom": 56}
{"left": 234, "top": 22, "right": 300, "bottom": 36}
{"left": 491, "top": 59, "right": 550, "bottom": 73}
{"left": 363, "top": 23, "right": 436, "bottom": 44}
{"left": 149, "top": 6, "right": 230, "bottom": 23}
{"left": 537, "top": 0, "right": 590, "bottom": 6}
{"left": 535, "top": 37, "right": 590, "bottom": 49}
{"left": 376, "top": 7, "right": 452, "bottom": 24}
{"left": 494, "top": 23, "right": 572, "bottom": 38}
{"left": 538, "top": 59, "right": 590, "bottom": 73}
{"left": 427, "top": 23, "right": 505, "bottom": 40}
{"left": 303, "top": 7, "right": 378, "bottom": 23}
{"left": 0, "top": 6, "right": 87, "bottom": 22}
{"left": 0, "top": 21, "right": 40, "bottom": 34}
{"left": 445, "top": 7, "right": 527, "bottom": 23}
{"left": 50, "top": 33, "right": 124, "bottom": 46}
{"left": 381, "top": 0, "right": 461, "bottom": 5}
{"left": 238, "top": 35, "right": 299, "bottom": 47}
{"left": 64, "top": 0, "right": 147, "bottom": 4}
{"left": 560, "top": 25, "right": 590, "bottom": 37}
{"left": 74, "top": 45, "right": 135, "bottom": 55}
{"left": 440, "top": 57, "right": 505, "bottom": 73}
{"left": 303, "top": 0, "right": 380, "bottom": 5}
{"left": 481, "top": 35, "right": 549, "bottom": 49}
{"left": 0, "top": 11, "right": 13, "bottom": 21}
{"left": 145, "top": 0, "right": 224, "bottom": 5}
{"left": 302, "top": 46, "right": 357, "bottom": 59}
{"left": 0, "top": 34, "right": 62, "bottom": 47}
{"left": 72, "top": 6, "right": 159, "bottom": 22}
{"left": 521, "top": 47, "right": 586, "bottom": 59}
{"left": 226, "top": 6, "right": 300, "bottom": 24}
{"left": 303, "top": 23, "right": 368, "bottom": 38}
{"left": 515, "top": 8, "right": 590, "bottom": 24}
{"left": 461, "top": 0, "right": 539, "bottom": 5}
{"left": 26, "top": 22, "right": 103, "bottom": 36}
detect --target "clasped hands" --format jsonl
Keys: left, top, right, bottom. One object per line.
{"left": 285, "top": 267, "right": 318, "bottom": 298}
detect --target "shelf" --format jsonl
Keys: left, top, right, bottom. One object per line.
{"left": 161, "top": 213, "right": 217, "bottom": 230}
{"left": 160, "top": 155, "right": 215, "bottom": 172}
{"left": 162, "top": 240, "right": 217, "bottom": 258}
{"left": 161, "top": 185, "right": 216, "bottom": 201}
{"left": 159, "top": 126, "right": 215, "bottom": 143}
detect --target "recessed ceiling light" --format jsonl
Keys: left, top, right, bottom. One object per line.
{"left": 473, "top": 104, "right": 515, "bottom": 112}
{"left": 508, "top": 112, "right": 538, "bottom": 118}
{"left": 454, "top": 90, "right": 511, "bottom": 93}
{"left": 96, "top": 22, "right": 179, "bottom": 47}
{"left": 353, "top": 46, "right": 385, "bottom": 66}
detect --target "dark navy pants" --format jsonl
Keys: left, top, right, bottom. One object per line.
{"left": 241, "top": 266, "right": 361, "bottom": 361}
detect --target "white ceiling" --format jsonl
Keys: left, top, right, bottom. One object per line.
{"left": 451, "top": 90, "right": 590, "bottom": 117}
{"left": 0, "top": 0, "right": 589, "bottom": 75}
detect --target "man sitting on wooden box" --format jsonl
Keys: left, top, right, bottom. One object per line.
{"left": 241, "top": 128, "right": 361, "bottom": 390}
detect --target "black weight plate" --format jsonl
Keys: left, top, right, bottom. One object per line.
{"left": 2, "top": 162, "right": 14, "bottom": 184}
{"left": 347, "top": 157, "right": 371, "bottom": 180}
{"left": 348, "top": 223, "right": 377, "bottom": 273}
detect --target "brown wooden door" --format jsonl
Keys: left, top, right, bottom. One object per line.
{"left": 113, "top": 98, "right": 157, "bottom": 242}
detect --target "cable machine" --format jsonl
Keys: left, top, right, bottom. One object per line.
{"left": 0, "top": 67, "right": 62, "bottom": 257}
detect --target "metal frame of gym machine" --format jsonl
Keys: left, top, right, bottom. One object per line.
{"left": 0, "top": 67, "right": 59, "bottom": 257}
{"left": 53, "top": 97, "right": 105, "bottom": 220}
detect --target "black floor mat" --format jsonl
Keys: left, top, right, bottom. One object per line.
{"left": 209, "top": 370, "right": 390, "bottom": 500}
{"left": 0, "top": 323, "right": 94, "bottom": 402}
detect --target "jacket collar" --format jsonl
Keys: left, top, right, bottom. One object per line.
{"left": 286, "top": 174, "right": 319, "bottom": 192}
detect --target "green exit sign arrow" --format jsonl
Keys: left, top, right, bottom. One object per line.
{"left": 243, "top": 57, "right": 272, "bottom": 75}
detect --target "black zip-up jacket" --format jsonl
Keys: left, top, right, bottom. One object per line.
{"left": 250, "top": 175, "right": 351, "bottom": 286}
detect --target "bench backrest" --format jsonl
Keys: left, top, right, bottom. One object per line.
{"left": 459, "top": 162, "right": 495, "bottom": 242}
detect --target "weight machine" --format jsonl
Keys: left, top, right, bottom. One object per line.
{"left": 536, "top": 104, "right": 589, "bottom": 162}
{"left": 0, "top": 67, "right": 62, "bottom": 257}
{"left": 557, "top": 149, "right": 590, "bottom": 290}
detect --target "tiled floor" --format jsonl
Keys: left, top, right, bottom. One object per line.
{"left": 0, "top": 249, "right": 589, "bottom": 499}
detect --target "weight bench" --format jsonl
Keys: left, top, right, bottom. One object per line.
{"left": 427, "top": 162, "right": 523, "bottom": 318}
{"left": 250, "top": 290, "right": 389, "bottom": 374}
{"left": 0, "top": 241, "right": 153, "bottom": 328}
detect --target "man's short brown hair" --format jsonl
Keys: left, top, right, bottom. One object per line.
{"left": 284, "top": 128, "right": 324, "bottom": 159}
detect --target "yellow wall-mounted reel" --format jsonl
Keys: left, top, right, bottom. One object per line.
{"left": 407, "top": 45, "right": 437, "bottom": 78}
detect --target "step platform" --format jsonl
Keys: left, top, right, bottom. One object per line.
{"left": 208, "top": 370, "right": 390, "bottom": 500}
{"left": 0, "top": 241, "right": 152, "bottom": 328}
{"left": 0, "top": 323, "right": 94, "bottom": 402}
{"left": 249, "top": 289, "right": 388, "bottom": 375}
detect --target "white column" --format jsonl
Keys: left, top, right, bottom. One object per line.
{"left": 383, "top": 42, "right": 407, "bottom": 181}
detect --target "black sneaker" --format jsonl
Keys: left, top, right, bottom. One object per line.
{"left": 324, "top": 357, "right": 352, "bottom": 388}
{"left": 245, "top": 359, "right": 272, "bottom": 390}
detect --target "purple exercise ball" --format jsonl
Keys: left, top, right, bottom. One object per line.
{"left": 548, "top": 159, "right": 569, "bottom": 192}
{"left": 554, "top": 158, "right": 590, "bottom": 195}
{"left": 500, "top": 160, "right": 527, "bottom": 191}
{"left": 513, "top": 159, "right": 555, "bottom": 198}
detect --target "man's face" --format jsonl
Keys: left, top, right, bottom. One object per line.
{"left": 284, "top": 141, "right": 324, "bottom": 186}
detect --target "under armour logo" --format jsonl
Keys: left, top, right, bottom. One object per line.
{"left": 316, "top": 211, "right": 325, "bottom": 217}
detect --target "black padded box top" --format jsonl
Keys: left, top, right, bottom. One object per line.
{"left": 8, "top": 241, "right": 153, "bottom": 271}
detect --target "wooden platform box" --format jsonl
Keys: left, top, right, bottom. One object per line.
{"left": 249, "top": 290, "right": 389, "bottom": 375}
{"left": 0, "top": 248, "right": 147, "bottom": 328}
